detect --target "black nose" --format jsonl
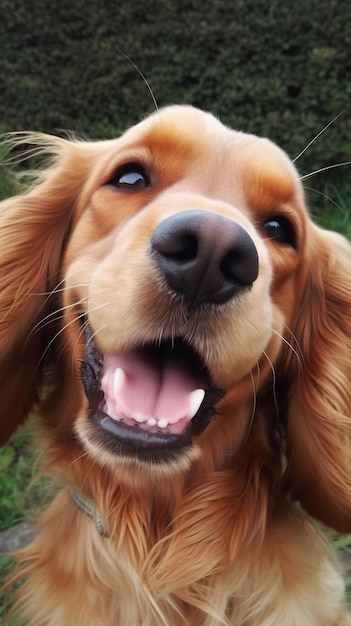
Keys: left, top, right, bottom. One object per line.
{"left": 150, "top": 210, "right": 259, "bottom": 306}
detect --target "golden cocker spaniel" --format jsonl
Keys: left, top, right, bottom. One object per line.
{"left": 1, "top": 106, "right": 351, "bottom": 625}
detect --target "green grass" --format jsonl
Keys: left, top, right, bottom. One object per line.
{"left": 0, "top": 425, "right": 54, "bottom": 625}
{"left": 0, "top": 425, "right": 52, "bottom": 532}
{"left": 305, "top": 176, "right": 351, "bottom": 239}
{"left": 0, "top": 555, "right": 20, "bottom": 626}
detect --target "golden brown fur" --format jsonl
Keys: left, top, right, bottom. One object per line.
{"left": 1, "top": 106, "right": 351, "bottom": 625}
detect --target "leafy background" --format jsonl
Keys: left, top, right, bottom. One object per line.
{"left": 0, "top": 0, "right": 350, "bottom": 181}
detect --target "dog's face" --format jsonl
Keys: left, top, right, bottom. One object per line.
{"left": 62, "top": 105, "right": 306, "bottom": 473}
{"left": 1, "top": 104, "right": 350, "bottom": 530}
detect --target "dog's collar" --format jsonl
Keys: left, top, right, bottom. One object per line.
{"left": 70, "top": 489, "right": 108, "bottom": 537}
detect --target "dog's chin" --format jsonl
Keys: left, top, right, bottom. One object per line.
{"left": 79, "top": 326, "right": 224, "bottom": 467}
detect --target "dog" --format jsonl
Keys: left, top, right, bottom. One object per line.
{"left": 1, "top": 105, "right": 351, "bottom": 625}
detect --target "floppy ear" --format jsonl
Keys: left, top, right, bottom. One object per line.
{"left": 0, "top": 136, "right": 93, "bottom": 444}
{"left": 283, "top": 224, "right": 351, "bottom": 532}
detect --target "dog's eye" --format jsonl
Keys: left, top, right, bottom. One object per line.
{"left": 107, "top": 164, "right": 150, "bottom": 190}
{"left": 263, "top": 216, "right": 296, "bottom": 248}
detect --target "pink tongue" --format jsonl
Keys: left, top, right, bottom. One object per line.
{"left": 101, "top": 348, "right": 205, "bottom": 427}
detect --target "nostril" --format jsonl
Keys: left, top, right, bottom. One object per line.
{"left": 221, "top": 250, "right": 242, "bottom": 281}
{"left": 162, "top": 234, "right": 198, "bottom": 262}
{"left": 220, "top": 246, "right": 258, "bottom": 285}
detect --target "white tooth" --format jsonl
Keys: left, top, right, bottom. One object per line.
{"left": 113, "top": 368, "right": 126, "bottom": 395}
{"left": 187, "top": 389, "right": 205, "bottom": 420}
{"left": 105, "top": 401, "right": 114, "bottom": 419}
{"left": 157, "top": 418, "right": 168, "bottom": 429}
{"left": 134, "top": 413, "right": 147, "bottom": 423}
{"left": 147, "top": 418, "right": 157, "bottom": 427}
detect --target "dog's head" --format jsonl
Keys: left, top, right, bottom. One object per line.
{"left": 61, "top": 106, "right": 300, "bottom": 471}
{"left": 1, "top": 106, "right": 351, "bottom": 529}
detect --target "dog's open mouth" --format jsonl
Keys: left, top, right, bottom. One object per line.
{"left": 81, "top": 326, "right": 223, "bottom": 457}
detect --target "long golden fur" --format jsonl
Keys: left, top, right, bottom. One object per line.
{"left": 1, "top": 105, "right": 351, "bottom": 625}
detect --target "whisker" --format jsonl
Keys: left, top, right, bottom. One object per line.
{"left": 53, "top": 304, "right": 109, "bottom": 371}
{"left": 66, "top": 317, "right": 90, "bottom": 375}
{"left": 293, "top": 112, "right": 344, "bottom": 164}
{"left": 34, "top": 313, "right": 86, "bottom": 373}
{"left": 116, "top": 48, "right": 158, "bottom": 112}
{"left": 243, "top": 367, "right": 258, "bottom": 443}
{"left": 67, "top": 449, "right": 91, "bottom": 469}
{"left": 29, "top": 278, "right": 89, "bottom": 325}
{"left": 76, "top": 320, "right": 109, "bottom": 372}
{"left": 89, "top": 324, "right": 108, "bottom": 345}
{"left": 80, "top": 308, "right": 110, "bottom": 362}
{"left": 26, "top": 298, "right": 88, "bottom": 344}
{"left": 303, "top": 185, "right": 346, "bottom": 216}
{"left": 300, "top": 161, "right": 351, "bottom": 181}
{"left": 32, "top": 276, "right": 70, "bottom": 298}
{"left": 268, "top": 326, "right": 303, "bottom": 371}
{"left": 262, "top": 351, "right": 279, "bottom": 420}
{"left": 31, "top": 281, "right": 90, "bottom": 297}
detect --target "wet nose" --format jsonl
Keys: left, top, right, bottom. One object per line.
{"left": 150, "top": 210, "right": 259, "bottom": 306}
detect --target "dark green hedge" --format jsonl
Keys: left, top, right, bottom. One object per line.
{"left": 1, "top": 0, "right": 350, "bottom": 182}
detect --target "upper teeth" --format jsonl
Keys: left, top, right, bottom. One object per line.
{"left": 187, "top": 389, "right": 205, "bottom": 419}
{"left": 154, "top": 388, "right": 205, "bottom": 428}
{"left": 110, "top": 366, "right": 205, "bottom": 428}
{"left": 113, "top": 368, "right": 126, "bottom": 395}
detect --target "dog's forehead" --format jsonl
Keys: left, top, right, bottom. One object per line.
{"left": 126, "top": 105, "right": 242, "bottom": 151}
{"left": 125, "top": 105, "right": 299, "bottom": 205}
{"left": 133, "top": 105, "right": 223, "bottom": 132}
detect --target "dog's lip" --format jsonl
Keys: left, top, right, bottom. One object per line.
{"left": 81, "top": 325, "right": 224, "bottom": 452}
{"left": 92, "top": 411, "right": 191, "bottom": 450}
